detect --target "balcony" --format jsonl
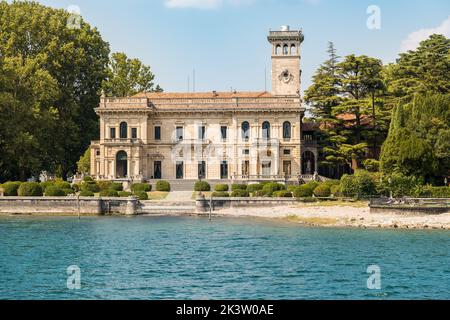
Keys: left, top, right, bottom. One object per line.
{"left": 103, "top": 138, "right": 143, "bottom": 146}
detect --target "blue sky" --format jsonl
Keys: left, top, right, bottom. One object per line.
{"left": 36, "top": 0, "right": 450, "bottom": 93}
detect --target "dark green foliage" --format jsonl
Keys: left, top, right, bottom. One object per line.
{"left": 97, "top": 181, "right": 112, "bottom": 191}
{"left": 72, "top": 183, "right": 80, "bottom": 192}
{"left": 261, "top": 182, "right": 286, "bottom": 197}
{"left": 273, "top": 190, "right": 293, "bottom": 198}
{"left": 44, "top": 186, "right": 66, "bottom": 197}
{"left": 1, "top": 181, "right": 21, "bottom": 196}
{"left": 131, "top": 183, "right": 151, "bottom": 193}
{"left": 81, "top": 181, "right": 100, "bottom": 193}
{"left": 194, "top": 181, "right": 211, "bottom": 192}
{"left": 212, "top": 191, "right": 230, "bottom": 198}
{"left": 83, "top": 176, "right": 94, "bottom": 183}
{"left": 18, "top": 182, "right": 43, "bottom": 196}
{"left": 376, "top": 172, "right": 423, "bottom": 198}
{"left": 363, "top": 159, "right": 380, "bottom": 172}
{"left": 110, "top": 183, "right": 124, "bottom": 192}
{"left": 79, "top": 190, "right": 95, "bottom": 197}
{"left": 214, "top": 184, "right": 229, "bottom": 192}
{"left": 231, "top": 190, "right": 249, "bottom": 197}
{"left": 421, "top": 186, "right": 450, "bottom": 198}
{"left": 293, "top": 185, "right": 314, "bottom": 198}
{"left": 331, "top": 185, "right": 342, "bottom": 197}
{"left": 299, "top": 197, "right": 318, "bottom": 203}
{"left": 247, "top": 184, "right": 264, "bottom": 194}
{"left": 231, "top": 184, "right": 247, "bottom": 191}
{"left": 118, "top": 191, "right": 132, "bottom": 197}
{"left": 340, "top": 170, "right": 377, "bottom": 198}
{"left": 99, "top": 189, "right": 119, "bottom": 197}
{"left": 134, "top": 191, "right": 149, "bottom": 201}
{"left": 156, "top": 181, "right": 171, "bottom": 192}
{"left": 313, "top": 184, "right": 332, "bottom": 198}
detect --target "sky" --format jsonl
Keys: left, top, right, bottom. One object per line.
{"left": 35, "top": 0, "right": 450, "bottom": 94}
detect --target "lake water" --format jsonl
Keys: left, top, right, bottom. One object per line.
{"left": 0, "top": 216, "right": 448, "bottom": 300}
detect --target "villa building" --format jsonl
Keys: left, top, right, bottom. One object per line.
{"left": 90, "top": 26, "right": 320, "bottom": 182}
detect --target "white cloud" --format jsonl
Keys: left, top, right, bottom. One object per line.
{"left": 401, "top": 16, "right": 450, "bottom": 52}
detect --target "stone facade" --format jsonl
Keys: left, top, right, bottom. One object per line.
{"left": 90, "top": 26, "right": 318, "bottom": 182}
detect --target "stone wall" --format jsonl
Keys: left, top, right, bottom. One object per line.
{"left": 0, "top": 197, "right": 138, "bottom": 215}
{"left": 195, "top": 196, "right": 301, "bottom": 213}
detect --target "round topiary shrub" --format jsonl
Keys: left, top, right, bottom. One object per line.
{"left": 18, "top": 182, "right": 43, "bottom": 197}
{"left": 293, "top": 185, "right": 314, "bottom": 198}
{"left": 247, "top": 183, "right": 263, "bottom": 194}
{"left": 214, "top": 184, "right": 229, "bottom": 192}
{"left": 194, "top": 181, "right": 211, "bottom": 192}
{"left": 262, "top": 182, "right": 286, "bottom": 197}
{"left": 63, "top": 188, "right": 75, "bottom": 196}
{"left": 40, "top": 180, "right": 55, "bottom": 192}
{"left": 134, "top": 191, "right": 149, "bottom": 200}
{"left": 232, "top": 184, "right": 247, "bottom": 191}
{"left": 118, "top": 191, "right": 133, "bottom": 197}
{"left": 44, "top": 186, "right": 66, "bottom": 197}
{"left": 212, "top": 191, "right": 229, "bottom": 198}
{"left": 156, "top": 180, "right": 171, "bottom": 192}
{"left": 81, "top": 181, "right": 100, "bottom": 193}
{"left": 131, "top": 183, "right": 151, "bottom": 193}
{"left": 96, "top": 181, "right": 112, "bottom": 191}
{"left": 287, "top": 185, "right": 298, "bottom": 193}
{"left": 110, "top": 182, "right": 124, "bottom": 192}
{"left": 231, "top": 189, "right": 249, "bottom": 197}
{"left": 54, "top": 181, "right": 71, "bottom": 190}
{"left": 79, "top": 190, "right": 94, "bottom": 197}
{"left": 313, "top": 184, "right": 332, "bottom": 198}
{"left": 2, "top": 181, "right": 22, "bottom": 196}
{"left": 99, "top": 189, "right": 119, "bottom": 197}
{"left": 273, "top": 190, "right": 293, "bottom": 198}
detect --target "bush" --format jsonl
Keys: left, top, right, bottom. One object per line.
{"left": 40, "top": 180, "right": 55, "bottom": 192}
{"left": 54, "top": 181, "right": 71, "bottom": 190}
{"left": 212, "top": 191, "right": 230, "bottom": 197}
{"left": 44, "top": 186, "right": 66, "bottom": 197}
{"left": 313, "top": 184, "right": 332, "bottom": 198}
{"left": 81, "top": 181, "right": 100, "bottom": 193}
{"left": 340, "top": 171, "right": 378, "bottom": 198}
{"left": 261, "top": 182, "right": 286, "bottom": 197}
{"left": 83, "top": 176, "right": 94, "bottom": 183}
{"left": 134, "top": 191, "right": 149, "bottom": 200}
{"left": 110, "top": 182, "right": 123, "bottom": 192}
{"left": 72, "top": 183, "right": 81, "bottom": 192}
{"left": 273, "top": 190, "right": 293, "bottom": 198}
{"left": 214, "top": 184, "right": 229, "bottom": 192}
{"left": 293, "top": 185, "right": 314, "bottom": 198}
{"left": 231, "top": 184, "right": 247, "bottom": 191}
{"left": 194, "top": 181, "right": 211, "bottom": 192}
{"left": 231, "top": 189, "right": 249, "bottom": 197}
{"left": 18, "top": 182, "right": 43, "bottom": 197}
{"left": 322, "top": 180, "right": 340, "bottom": 188}
{"left": 247, "top": 183, "right": 263, "bottom": 194}
{"left": 156, "top": 180, "right": 171, "bottom": 192}
{"left": 97, "top": 180, "right": 112, "bottom": 191}
{"left": 376, "top": 172, "right": 422, "bottom": 198}
{"left": 118, "top": 191, "right": 133, "bottom": 197}
{"left": 79, "top": 190, "right": 95, "bottom": 197}
{"left": 363, "top": 159, "right": 380, "bottom": 172}
{"left": 417, "top": 185, "right": 450, "bottom": 198}
{"left": 287, "top": 185, "right": 298, "bottom": 193}
{"left": 63, "top": 188, "right": 75, "bottom": 196}
{"left": 131, "top": 183, "right": 152, "bottom": 193}
{"left": 99, "top": 189, "right": 119, "bottom": 197}
{"left": 340, "top": 174, "right": 358, "bottom": 197}
{"left": 331, "top": 185, "right": 342, "bottom": 197}
{"left": 2, "top": 181, "right": 22, "bottom": 196}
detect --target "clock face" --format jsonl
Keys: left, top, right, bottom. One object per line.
{"left": 279, "top": 69, "right": 294, "bottom": 84}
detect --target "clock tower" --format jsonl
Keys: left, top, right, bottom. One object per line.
{"left": 268, "top": 26, "right": 304, "bottom": 96}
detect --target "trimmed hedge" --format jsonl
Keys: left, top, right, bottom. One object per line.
{"left": 262, "top": 182, "right": 286, "bottom": 197}
{"left": 293, "top": 185, "right": 314, "bottom": 198}
{"left": 110, "top": 182, "right": 123, "bottom": 192}
{"left": 118, "top": 191, "right": 133, "bottom": 197}
{"left": 99, "top": 189, "right": 119, "bottom": 197}
{"left": 273, "top": 190, "right": 293, "bottom": 198}
{"left": 131, "top": 183, "right": 152, "bottom": 193}
{"left": 81, "top": 181, "right": 100, "bottom": 193}
{"left": 214, "top": 184, "right": 229, "bottom": 192}
{"left": 44, "top": 186, "right": 66, "bottom": 197}
{"left": 1, "top": 181, "right": 22, "bottom": 196}
{"left": 247, "top": 183, "right": 263, "bottom": 194}
{"left": 134, "top": 191, "right": 149, "bottom": 200}
{"left": 194, "top": 181, "right": 211, "bottom": 192}
{"left": 313, "top": 184, "right": 332, "bottom": 198}
{"left": 231, "top": 189, "right": 249, "bottom": 197}
{"left": 18, "top": 182, "right": 43, "bottom": 197}
{"left": 79, "top": 190, "right": 95, "bottom": 197}
{"left": 156, "top": 181, "right": 171, "bottom": 192}
{"left": 232, "top": 184, "right": 247, "bottom": 191}
{"left": 97, "top": 180, "right": 112, "bottom": 191}
{"left": 212, "top": 191, "right": 230, "bottom": 197}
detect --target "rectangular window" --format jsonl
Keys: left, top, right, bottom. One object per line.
{"left": 176, "top": 127, "right": 184, "bottom": 141}
{"left": 110, "top": 128, "right": 116, "bottom": 139}
{"left": 155, "top": 126, "right": 161, "bottom": 140}
{"left": 198, "top": 126, "right": 206, "bottom": 140}
{"left": 131, "top": 128, "right": 138, "bottom": 139}
{"left": 221, "top": 161, "right": 228, "bottom": 179}
{"left": 221, "top": 126, "right": 228, "bottom": 141}
{"left": 243, "top": 149, "right": 250, "bottom": 155}
{"left": 198, "top": 161, "right": 206, "bottom": 179}
{"left": 176, "top": 161, "right": 184, "bottom": 179}
{"left": 284, "top": 149, "right": 291, "bottom": 155}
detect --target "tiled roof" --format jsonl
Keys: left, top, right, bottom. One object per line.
{"left": 132, "top": 91, "right": 274, "bottom": 99}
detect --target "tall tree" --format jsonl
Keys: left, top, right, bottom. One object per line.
{"left": 0, "top": 1, "right": 110, "bottom": 180}
{"left": 102, "top": 52, "right": 163, "bottom": 97}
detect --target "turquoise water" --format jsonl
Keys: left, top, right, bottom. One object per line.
{"left": 0, "top": 216, "right": 448, "bottom": 300}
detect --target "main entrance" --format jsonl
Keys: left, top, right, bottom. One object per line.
{"left": 116, "top": 151, "right": 128, "bottom": 178}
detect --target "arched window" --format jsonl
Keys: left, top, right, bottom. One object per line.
{"left": 262, "top": 121, "right": 271, "bottom": 140}
{"left": 120, "top": 122, "right": 128, "bottom": 139}
{"left": 290, "top": 44, "right": 297, "bottom": 55}
{"left": 275, "top": 45, "right": 281, "bottom": 55}
{"left": 283, "top": 45, "right": 289, "bottom": 55}
{"left": 283, "top": 121, "right": 291, "bottom": 139}
{"left": 241, "top": 121, "right": 250, "bottom": 140}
